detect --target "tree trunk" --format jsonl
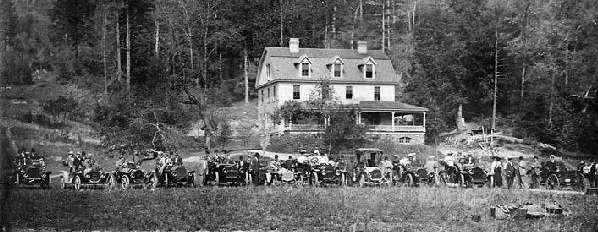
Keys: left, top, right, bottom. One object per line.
{"left": 155, "top": 17, "right": 159, "bottom": 58}
{"left": 116, "top": 12, "right": 122, "bottom": 83}
{"left": 126, "top": 11, "right": 131, "bottom": 92}
{"left": 102, "top": 9, "right": 107, "bottom": 99}
{"left": 202, "top": 28, "right": 208, "bottom": 88}
{"left": 279, "top": 0, "right": 284, "bottom": 46}
{"left": 381, "top": 1, "right": 385, "bottom": 52}
{"left": 244, "top": 48, "right": 249, "bottom": 105}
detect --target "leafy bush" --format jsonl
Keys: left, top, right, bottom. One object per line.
{"left": 41, "top": 95, "right": 80, "bottom": 122}
{"left": 267, "top": 134, "right": 326, "bottom": 153}
{"left": 18, "top": 111, "right": 66, "bottom": 129}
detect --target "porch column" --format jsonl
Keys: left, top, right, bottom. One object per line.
{"left": 423, "top": 112, "right": 426, "bottom": 126}
{"left": 391, "top": 112, "right": 395, "bottom": 131}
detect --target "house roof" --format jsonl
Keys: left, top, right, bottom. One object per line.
{"left": 256, "top": 47, "right": 398, "bottom": 88}
{"left": 353, "top": 101, "right": 429, "bottom": 112}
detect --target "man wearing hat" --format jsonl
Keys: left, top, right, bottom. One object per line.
{"left": 490, "top": 156, "right": 503, "bottom": 188}
{"left": 546, "top": 155, "right": 558, "bottom": 172}
{"left": 505, "top": 157, "right": 516, "bottom": 189}
{"left": 516, "top": 156, "right": 526, "bottom": 189}
{"left": 529, "top": 156, "right": 541, "bottom": 188}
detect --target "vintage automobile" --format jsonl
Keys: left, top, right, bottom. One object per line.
{"left": 461, "top": 166, "right": 488, "bottom": 188}
{"left": 13, "top": 156, "right": 51, "bottom": 189}
{"left": 539, "top": 161, "right": 584, "bottom": 191}
{"left": 205, "top": 162, "right": 246, "bottom": 186}
{"left": 113, "top": 161, "right": 147, "bottom": 189}
{"left": 311, "top": 164, "right": 347, "bottom": 187}
{"left": 438, "top": 160, "right": 465, "bottom": 187}
{"left": 148, "top": 164, "right": 195, "bottom": 188}
{"left": 61, "top": 167, "right": 114, "bottom": 190}
{"left": 353, "top": 148, "right": 392, "bottom": 187}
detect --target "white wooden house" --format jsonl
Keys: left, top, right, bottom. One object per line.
{"left": 255, "top": 38, "right": 428, "bottom": 144}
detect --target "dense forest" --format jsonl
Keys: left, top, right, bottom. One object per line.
{"left": 0, "top": 0, "right": 596, "bottom": 154}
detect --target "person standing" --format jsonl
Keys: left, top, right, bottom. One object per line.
{"left": 516, "top": 156, "right": 526, "bottom": 189}
{"left": 590, "top": 160, "right": 597, "bottom": 188}
{"left": 505, "top": 157, "right": 516, "bottom": 189}
{"left": 529, "top": 156, "right": 542, "bottom": 189}
{"left": 251, "top": 153, "right": 261, "bottom": 186}
{"left": 490, "top": 157, "right": 503, "bottom": 188}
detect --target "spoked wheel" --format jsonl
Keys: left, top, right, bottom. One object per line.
{"left": 406, "top": 174, "right": 415, "bottom": 187}
{"left": 358, "top": 174, "right": 366, "bottom": 188}
{"left": 148, "top": 174, "right": 158, "bottom": 189}
{"left": 460, "top": 173, "right": 467, "bottom": 188}
{"left": 311, "top": 173, "right": 319, "bottom": 187}
{"left": 73, "top": 175, "right": 82, "bottom": 190}
{"left": 108, "top": 174, "right": 116, "bottom": 189}
{"left": 121, "top": 175, "right": 130, "bottom": 189}
{"left": 547, "top": 174, "right": 559, "bottom": 190}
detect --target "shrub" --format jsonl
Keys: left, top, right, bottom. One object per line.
{"left": 267, "top": 134, "right": 326, "bottom": 153}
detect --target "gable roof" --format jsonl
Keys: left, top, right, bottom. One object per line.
{"left": 256, "top": 47, "right": 398, "bottom": 88}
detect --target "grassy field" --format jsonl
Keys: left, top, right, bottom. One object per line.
{"left": 5, "top": 186, "right": 598, "bottom": 231}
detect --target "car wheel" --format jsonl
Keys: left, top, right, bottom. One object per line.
{"left": 149, "top": 174, "right": 158, "bottom": 189}
{"left": 547, "top": 174, "right": 559, "bottom": 190}
{"left": 121, "top": 175, "right": 130, "bottom": 190}
{"left": 311, "top": 172, "right": 319, "bottom": 187}
{"left": 358, "top": 174, "right": 366, "bottom": 188}
{"left": 408, "top": 174, "right": 415, "bottom": 187}
{"left": 73, "top": 175, "right": 82, "bottom": 190}
{"left": 108, "top": 174, "right": 116, "bottom": 189}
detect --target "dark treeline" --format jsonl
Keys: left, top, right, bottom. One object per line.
{"left": 0, "top": 0, "right": 597, "bottom": 155}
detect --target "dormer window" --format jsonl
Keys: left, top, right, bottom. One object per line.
{"left": 328, "top": 56, "right": 344, "bottom": 78}
{"left": 365, "top": 64, "right": 374, "bottom": 79}
{"left": 297, "top": 55, "right": 312, "bottom": 77}
{"left": 301, "top": 63, "right": 310, "bottom": 77}
{"left": 333, "top": 64, "right": 342, "bottom": 78}
{"left": 361, "top": 57, "right": 376, "bottom": 79}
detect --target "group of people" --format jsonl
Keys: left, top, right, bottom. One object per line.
{"left": 65, "top": 150, "right": 95, "bottom": 175}
{"left": 580, "top": 159, "right": 598, "bottom": 188}
{"left": 15, "top": 148, "right": 44, "bottom": 169}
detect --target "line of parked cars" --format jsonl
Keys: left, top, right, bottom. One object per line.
{"left": 9, "top": 147, "right": 586, "bottom": 192}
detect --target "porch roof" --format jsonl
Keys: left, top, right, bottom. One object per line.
{"left": 353, "top": 101, "right": 428, "bottom": 112}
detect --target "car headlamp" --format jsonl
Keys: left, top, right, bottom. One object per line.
{"left": 172, "top": 171, "right": 177, "bottom": 176}
{"left": 85, "top": 174, "right": 90, "bottom": 178}
{"left": 23, "top": 174, "right": 28, "bottom": 178}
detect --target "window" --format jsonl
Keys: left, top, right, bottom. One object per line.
{"left": 301, "top": 63, "right": 310, "bottom": 77}
{"left": 261, "top": 89, "right": 264, "bottom": 104}
{"left": 333, "top": 63, "right": 342, "bottom": 78}
{"left": 374, "top": 86, "right": 380, "bottom": 101}
{"left": 267, "top": 88, "right": 271, "bottom": 102}
{"left": 398, "top": 137, "right": 412, "bottom": 144}
{"left": 293, "top": 85, "right": 300, "bottom": 99}
{"left": 365, "top": 63, "right": 374, "bottom": 79}
{"left": 346, "top": 86, "right": 353, "bottom": 99}
{"left": 273, "top": 86, "right": 276, "bottom": 100}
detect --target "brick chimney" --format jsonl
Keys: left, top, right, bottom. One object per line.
{"left": 357, "top": 41, "right": 367, "bottom": 54}
{"left": 289, "top": 38, "right": 299, "bottom": 53}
